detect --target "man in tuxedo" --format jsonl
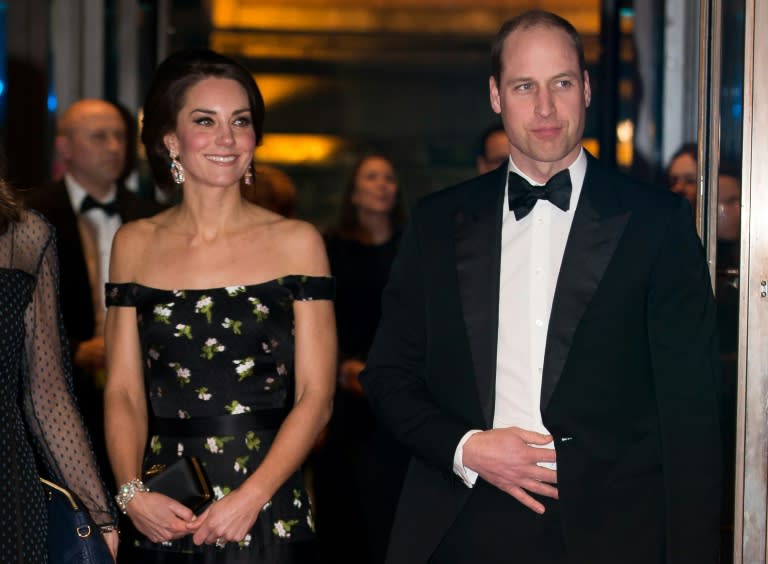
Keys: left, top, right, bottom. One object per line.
{"left": 360, "top": 10, "right": 721, "bottom": 564}
{"left": 25, "top": 99, "right": 163, "bottom": 489}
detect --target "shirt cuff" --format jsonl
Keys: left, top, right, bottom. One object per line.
{"left": 453, "top": 429, "right": 482, "bottom": 488}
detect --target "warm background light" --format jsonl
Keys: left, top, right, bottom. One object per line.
{"left": 257, "top": 134, "right": 346, "bottom": 165}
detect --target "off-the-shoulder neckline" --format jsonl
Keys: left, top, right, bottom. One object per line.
{"left": 107, "top": 274, "right": 331, "bottom": 294}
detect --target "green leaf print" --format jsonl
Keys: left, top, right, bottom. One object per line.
{"left": 195, "top": 295, "right": 214, "bottom": 323}
{"left": 173, "top": 324, "right": 193, "bottom": 339}
{"left": 201, "top": 338, "right": 226, "bottom": 360}
{"left": 224, "top": 400, "right": 251, "bottom": 414}
{"left": 150, "top": 435, "right": 162, "bottom": 454}
{"left": 221, "top": 317, "right": 242, "bottom": 335}
{"left": 245, "top": 431, "right": 261, "bottom": 451}
{"left": 234, "top": 455, "right": 250, "bottom": 474}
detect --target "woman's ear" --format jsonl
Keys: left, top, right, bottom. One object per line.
{"left": 163, "top": 133, "right": 179, "bottom": 157}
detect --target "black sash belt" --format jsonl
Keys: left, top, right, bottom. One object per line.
{"left": 150, "top": 408, "right": 290, "bottom": 437}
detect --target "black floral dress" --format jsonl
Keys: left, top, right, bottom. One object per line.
{"left": 106, "top": 275, "right": 333, "bottom": 562}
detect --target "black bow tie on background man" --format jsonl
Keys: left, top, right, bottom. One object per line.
{"left": 80, "top": 195, "right": 119, "bottom": 216}
{"left": 508, "top": 168, "right": 572, "bottom": 220}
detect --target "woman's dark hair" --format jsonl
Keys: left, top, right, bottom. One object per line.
{"left": 0, "top": 148, "right": 20, "bottom": 234}
{"left": 491, "top": 10, "right": 585, "bottom": 87}
{"left": 141, "top": 48, "right": 266, "bottom": 191}
{"left": 665, "top": 142, "right": 698, "bottom": 178}
{"left": 328, "top": 154, "right": 406, "bottom": 241}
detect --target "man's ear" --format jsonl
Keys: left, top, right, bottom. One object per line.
{"left": 489, "top": 76, "right": 502, "bottom": 115}
{"left": 583, "top": 70, "right": 592, "bottom": 108}
{"left": 53, "top": 135, "right": 70, "bottom": 161}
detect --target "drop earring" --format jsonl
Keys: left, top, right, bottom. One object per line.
{"left": 243, "top": 164, "right": 254, "bottom": 186}
{"left": 170, "top": 151, "right": 185, "bottom": 184}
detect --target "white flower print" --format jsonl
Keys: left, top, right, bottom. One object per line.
{"left": 213, "top": 486, "right": 225, "bottom": 500}
{"left": 234, "top": 455, "right": 249, "bottom": 474}
{"left": 153, "top": 303, "right": 174, "bottom": 324}
{"left": 233, "top": 357, "right": 255, "bottom": 381}
{"left": 262, "top": 500, "right": 272, "bottom": 512}
{"left": 205, "top": 436, "right": 234, "bottom": 454}
{"left": 272, "top": 519, "right": 299, "bottom": 539}
{"left": 292, "top": 489, "right": 304, "bottom": 510}
{"left": 196, "top": 387, "right": 212, "bottom": 401}
{"left": 177, "top": 443, "right": 184, "bottom": 456}
{"left": 172, "top": 290, "right": 186, "bottom": 298}
{"left": 148, "top": 347, "right": 160, "bottom": 360}
{"left": 168, "top": 363, "right": 191, "bottom": 386}
{"left": 225, "top": 400, "right": 252, "bottom": 415}
{"left": 276, "top": 363, "right": 287, "bottom": 377}
{"left": 238, "top": 534, "right": 252, "bottom": 548}
{"left": 307, "top": 510, "right": 315, "bottom": 532}
{"left": 262, "top": 342, "right": 271, "bottom": 354}
{"left": 178, "top": 409, "right": 190, "bottom": 419}
{"left": 248, "top": 297, "right": 270, "bottom": 321}
{"left": 225, "top": 285, "right": 245, "bottom": 296}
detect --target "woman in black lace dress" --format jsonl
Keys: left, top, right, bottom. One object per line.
{"left": 103, "top": 49, "right": 335, "bottom": 563}
{"left": 0, "top": 179, "right": 118, "bottom": 561}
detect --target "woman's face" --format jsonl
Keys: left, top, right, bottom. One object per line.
{"left": 351, "top": 156, "right": 398, "bottom": 215}
{"left": 667, "top": 153, "right": 698, "bottom": 208}
{"left": 165, "top": 77, "right": 256, "bottom": 190}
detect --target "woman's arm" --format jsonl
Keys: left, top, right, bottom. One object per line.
{"left": 191, "top": 221, "right": 337, "bottom": 545}
{"left": 104, "top": 224, "right": 197, "bottom": 543}
{"left": 20, "top": 215, "right": 119, "bottom": 557}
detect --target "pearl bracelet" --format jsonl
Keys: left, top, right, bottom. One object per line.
{"left": 115, "top": 478, "right": 149, "bottom": 514}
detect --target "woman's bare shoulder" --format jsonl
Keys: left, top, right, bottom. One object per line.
{"left": 268, "top": 217, "right": 329, "bottom": 276}
{"left": 110, "top": 210, "right": 173, "bottom": 282}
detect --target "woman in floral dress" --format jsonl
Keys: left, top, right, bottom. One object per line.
{"left": 103, "top": 49, "right": 336, "bottom": 563}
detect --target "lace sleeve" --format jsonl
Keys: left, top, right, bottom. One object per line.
{"left": 21, "top": 218, "right": 117, "bottom": 525}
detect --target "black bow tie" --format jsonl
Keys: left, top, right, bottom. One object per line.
{"left": 80, "top": 195, "right": 119, "bottom": 216}
{"left": 508, "top": 169, "right": 572, "bottom": 220}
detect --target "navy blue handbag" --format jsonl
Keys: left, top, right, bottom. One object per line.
{"left": 40, "top": 477, "right": 113, "bottom": 564}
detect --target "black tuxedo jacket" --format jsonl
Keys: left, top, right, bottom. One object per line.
{"left": 361, "top": 155, "right": 721, "bottom": 564}
{"left": 24, "top": 179, "right": 164, "bottom": 348}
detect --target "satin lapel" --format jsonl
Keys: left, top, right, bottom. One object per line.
{"left": 540, "top": 157, "right": 631, "bottom": 412}
{"left": 454, "top": 165, "right": 506, "bottom": 426}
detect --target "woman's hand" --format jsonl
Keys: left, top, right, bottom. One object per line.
{"left": 125, "top": 491, "right": 199, "bottom": 543}
{"left": 190, "top": 488, "right": 262, "bottom": 547}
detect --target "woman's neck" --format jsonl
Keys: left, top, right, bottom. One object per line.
{"left": 355, "top": 209, "right": 392, "bottom": 245}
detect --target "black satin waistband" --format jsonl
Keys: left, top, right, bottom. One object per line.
{"left": 150, "top": 408, "right": 290, "bottom": 437}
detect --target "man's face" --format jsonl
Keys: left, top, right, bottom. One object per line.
{"left": 477, "top": 130, "right": 510, "bottom": 174}
{"left": 59, "top": 103, "right": 126, "bottom": 193}
{"left": 489, "top": 25, "right": 590, "bottom": 182}
{"left": 717, "top": 173, "right": 741, "bottom": 241}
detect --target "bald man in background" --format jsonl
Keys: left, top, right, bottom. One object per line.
{"left": 25, "top": 99, "right": 163, "bottom": 490}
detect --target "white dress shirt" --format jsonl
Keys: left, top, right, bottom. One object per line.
{"left": 65, "top": 175, "right": 121, "bottom": 337}
{"left": 454, "top": 149, "right": 587, "bottom": 486}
